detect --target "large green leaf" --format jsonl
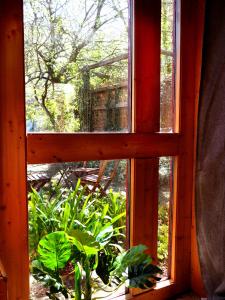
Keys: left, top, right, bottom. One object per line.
{"left": 38, "top": 231, "right": 71, "bottom": 271}
{"left": 127, "top": 263, "right": 162, "bottom": 289}
{"left": 69, "top": 229, "right": 100, "bottom": 256}
{"left": 112, "top": 245, "right": 151, "bottom": 274}
{"left": 110, "top": 244, "right": 162, "bottom": 288}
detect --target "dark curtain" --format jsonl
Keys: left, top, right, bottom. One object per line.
{"left": 196, "top": 1, "right": 225, "bottom": 299}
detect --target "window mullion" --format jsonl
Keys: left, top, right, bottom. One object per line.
{"left": 131, "top": 0, "right": 161, "bottom": 275}
{"left": 0, "top": 0, "right": 29, "bottom": 299}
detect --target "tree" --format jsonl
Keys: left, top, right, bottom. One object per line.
{"left": 160, "top": 0, "right": 175, "bottom": 132}
{"left": 24, "top": 0, "right": 128, "bottom": 132}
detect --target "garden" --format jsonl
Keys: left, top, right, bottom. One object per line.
{"left": 28, "top": 175, "right": 162, "bottom": 298}
{"left": 28, "top": 159, "right": 170, "bottom": 299}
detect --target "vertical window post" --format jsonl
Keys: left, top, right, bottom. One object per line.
{"left": 131, "top": 0, "right": 161, "bottom": 263}
{"left": 0, "top": 0, "right": 29, "bottom": 299}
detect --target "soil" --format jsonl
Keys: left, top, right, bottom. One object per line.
{"left": 30, "top": 276, "right": 49, "bottom": 299}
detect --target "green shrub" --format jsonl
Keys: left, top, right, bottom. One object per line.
{"left": 158, "top": 204, "right": 169, "bottom": 263}
{"left": 29, "top": 180, "right": 164, "bottom": 299}
{"left": 32, "top": 231, "right": 162, "bottom": 300}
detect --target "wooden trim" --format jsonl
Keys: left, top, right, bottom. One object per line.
{"left": 130, "top": 158, "right": 159, "bottom": 256}
{"left": 0, "top": 277, "right": 7, "bottom": 300}
{"left": 132, "top": 0, "right": 160, "bottom": 133}
{"left": 129, "top": 281, "right": 181, "bottom": 300}
{"left": 0, "top": 0, "right": 205, "bottom": 299}
{"left": 110, "top": 281, "right": 190, "bottom": 300}
{"left": 27, "top": 133, "right": 181, "bottom": 164}
{"left": 190, "top": 0, "right": 206, "bottom": 296}
{"left": 174, "top": 0, "right": 181, "bottom": 133}
{"left": 131, "top": 2, "right": 161, "bottom": 295}
{"left": 0, "top": 0, "right": 29, "bottom": 299}
{"left": 170, "top": 0, "right": 206, "bottom": 291}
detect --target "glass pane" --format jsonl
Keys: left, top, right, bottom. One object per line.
{"left": 28, "top": 160, "right": 129, "bottom": 299}
{"left": 24, "top": 0, "right": 130, "bottom": 133}
{"left": 160, "top": 0, "right": 176, "bottom": 132}
{"left": 158, "top": 157, "right": 173, "bottom": 278}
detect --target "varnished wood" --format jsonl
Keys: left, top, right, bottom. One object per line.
{"left": 27, "top": 133, "right": 181, "bottom": 164}
{"left": 130, "top": 2, "right": 161, "bottom": 296}
{"left": 190, "top": 0, "right": 206, "bottom": 297}
{"left": 124, "top": 280, "right": 194, "bottom": 300}
{"left": 0, "top": 0, "right": 205, "bottom": 298}
{"left": 174, "top": 0, "right": 181, "bottom": 133}
{"left": 0, "top": 278, "right": 7, "bottom": 300}
{"left": 132, "top": 0, "right": 160, "bottom": 133}
{"left": 0, "top": 0, "right": 29, "bottom": 299}
{"left": 171, "top": 0, "right": 206, "bottom": 292}
{"left": 130, "top": 158, "right": 159, "bottom": 258}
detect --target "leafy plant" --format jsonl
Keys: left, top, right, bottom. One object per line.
{"left": 29, "top": 181, "right": 128, "bottom": 298}
{"left": 111, "top": 245, "right": 162, "bottom": 289}
{"left": 29, "top": 180, "right": 126, "bottom": 257}
{"left": 34, "top": 231, "right": 162, "bottom": 300}
{"left": 158, "top": 204, "right": 169, "bottom": 263}
{"left": 29, "top": 181, "right": 164, "bottom": 299}
{"left": 31, "top": 259, "right": 70, "bottom": 299}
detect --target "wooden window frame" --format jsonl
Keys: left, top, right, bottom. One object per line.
{"left": 0, "top": 0, "right": 205, "bottom": 299}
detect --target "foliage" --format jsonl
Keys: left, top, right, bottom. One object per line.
{"left": 33, "top": 231, "right": 162, "bottom": 300}
{"left": 29, "top": 180, "right": 127, "bottom": 298}
{"left": 29, "top": 179, "right": 167, "bottom": 299}
{"left": 158, "top": 204, "right": 169, "bottom": 263}
{"left": 111, "top": 245, "right": 162, "bottom": 289}
{"left": 38, "top": 231, "right": 71, "bottom": 271}
{"left": 24, "top": 0, "right": 128, "bottom": 132}
{"left": 31, "top": 259, "right": 70, "bottom": 299}
{"left": 24, "top": 0, "right": 174, "bottom": 133}
{"left": 28, "top": 180, "right": 126, "bottom": 257}
{"left": 161, "top": 0, "right": 174, "bottom": 76}
{"left": 158, "top": 157, "right": 170, "bottom": 264}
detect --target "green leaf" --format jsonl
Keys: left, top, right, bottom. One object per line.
{"left": 96, "top": 225, "right": 114, "bottom": 244}
{"left": 96, "top": 211, "right": 126, "bottom": 237}
{"left": 79, "top": 193, "right": 92, "bottom": 219}
{"left": 101, "top": 203, "right": 109, "bottom": 220}
{"left": 110, "top": 244, "right": 162, "bottom": 289}
{"left": 110, "top": 211, "right": 126, "bottom": 225}
{"left": 62, "top": 202, "right": 71, "bottom": 230}
{"left": 123, "top": 245, "right": 151, "bottom": 265}
{"left": 38, "top": 231, "right": 71, "bottom": 271}
{"left": 74, "top": 264, "right": 82, "bottom": 300}
{"left": 127, "top": 263, "right": 162, "bottom": 289}
{"left": 69, "top": 229, "right": 100, "bottom": 256}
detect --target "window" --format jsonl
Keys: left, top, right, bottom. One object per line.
{"left": 0, "top": 0, "right": 205, "bottom": 299}
{"left": 24, "top": 0, "right": 130, "bottom": 133}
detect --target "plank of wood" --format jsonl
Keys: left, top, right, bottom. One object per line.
{"left": 27, "top": 133, "right": 181, "bottom": 164}
{"left": 171, "top": 0, "right": 206, "bottom": 292}
{"left": 119, "top": 280, "right": 192, "bottom": 300}
{"left": 130, "top": 2, "right": 161, "bottom": 297}
{"left": 132, "top": 0, "right": 160, "bottom": 133}
{"left": 0, "top": 0, "right": 29, "bottom": 299}
{"left": 189, "top": 0, "right": 207, "bottom": 297}
{"left": 130, "top": 158, "right": 159, "bottom": 259}
{"left": 0, "top": 277, "right": 7, "bottom": 300}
